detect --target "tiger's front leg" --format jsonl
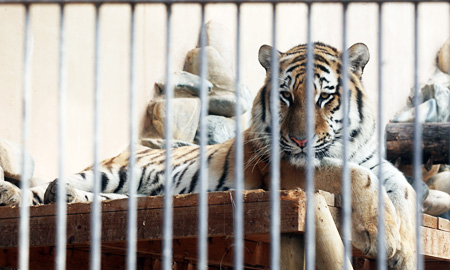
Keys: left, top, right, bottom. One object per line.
{"left": 279, "top": 158, "right": 402, "bottom": 266}
{"left": 371, "top": 162, "right": 416, "bottom": 270}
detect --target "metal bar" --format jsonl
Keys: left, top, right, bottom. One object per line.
{"left": 341, "top": 3, "right": 352, "bottom": 269}
{"left": 126, "top": 4, "right": 137, "bottom": 270}
{"left": 233, "top": 3, "right": 244, "bottom": 270}
{"left": 19, "top": 4, "right": 32, "bottom": 270}
{"left": 0, "top": 0, "right": 447, "bottom": 4}
{"left": 305, "top": 3, "right": 315, "bottom": 270}
{"left": 90, "top": 4, "right": 102, "bottom": 270}
{"left": 412, "top": 3, "right": 424, "bottom": 270}
{"left": 198, "top": 4, "right": 208, "bottom": 270}
{"left": 56, "top": 3, "right": 67, "bottom": 270}
{"left": 376, "top": 3, "right": 386, "bottom": 270}
{"left": 270, "top": 3, "right": 280, "bottom": 270}
{"left": 162, "top": 4, "right": 173, "bottom": 270}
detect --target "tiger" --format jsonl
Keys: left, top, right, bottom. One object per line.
{"left": 0, "top": 42, "right": 415, "bottom": 269}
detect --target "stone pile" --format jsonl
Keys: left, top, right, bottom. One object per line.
{"left": 141, "top": 21, "right": 254, "bottom": 148}
{"left": 393, "top": 38, "right": 450, "bottom": 123}
{"left": 393, "top": 38, "right": 450, "bottom": 217}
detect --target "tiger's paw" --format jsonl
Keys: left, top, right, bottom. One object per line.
{"left": 44, "top": 179, "right": 77, "bottom": 204}
{"left": 386, "top": 229, "right": 416, "bottom": 270}
{"left": 0, "top": 181, "right": 23, "bottom": 206}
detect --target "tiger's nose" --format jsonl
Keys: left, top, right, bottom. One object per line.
{"left": 291, "top": 136, "right": 308, "bottom": 148}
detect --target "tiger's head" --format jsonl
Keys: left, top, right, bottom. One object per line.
{"left": 248, "top": 42, "right": 373, "bottom": 167}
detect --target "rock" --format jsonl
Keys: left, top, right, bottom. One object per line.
{"left": 194, "top": 115, "right": 236, "bottom": 145}
{"left": 427, "top": 171, "right": 450, "bottom": 194}
{"left": 140, "top": 138, "right": 196, "bottom": 149}
{"left": 423, "top": 189, "right": 450, "bottom": 216}
{"left": 392, "top": 99, "right": 437, "bottom": 123}
{"left": 199, "top": 21, "right": 235, "bottom": 73}
{"left": 438, "top": 37, "right": 450, "bottom": 74}
{"left": 208, "top": 95, "right": 247, "bottom": 117}
{"left": 0, "top": 138, "right": 34, "bottom": 181}
{"left": 411, "top": 84, "right": 450, "bottom": 122}
{"left": 430, "top": 84, "right": 450, "bottom": 122}
{"left": 142, "top": 98, "right": 201, "bottom": 143}
{"left": 184, "top": 46, "right": 235, "bottom": 95}
{"left": 154, "top": 71, "right": 213, "bottom": 98}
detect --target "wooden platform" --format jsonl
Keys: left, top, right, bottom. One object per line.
{"left": 0, "top": 189, "right": 449, "bottom": 269}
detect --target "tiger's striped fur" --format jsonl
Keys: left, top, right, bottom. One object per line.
{"left": 0, "top": 42, "right": 415, "bottom": 269}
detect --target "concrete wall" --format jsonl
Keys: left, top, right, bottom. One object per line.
{"left": 0, "top": 3, "right": 448, "bottom": 179}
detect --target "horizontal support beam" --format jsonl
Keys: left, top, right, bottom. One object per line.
{"left": 386, "top": 122, "right": 450, "bottom": 165}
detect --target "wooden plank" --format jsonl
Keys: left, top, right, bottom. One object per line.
{"left": 0, "top": 191, "right": 305, "bottom": 248}
{"left": 386, "top": 123, "right": 450, "bottom": 164}
{"left": 438, "top": 217, "right": 450, "bottom": 232}
{"left": 280, "top": 233, "right": 304, "bottom": 270}
{"left": 0, "top": 246, "right": 136, "bottom": 270}
{"left": 316, "top": 190, "right": 336, "bottom": 207}
{"left": 424, "top": 261, "right": 450, "bottom": 269}
{"left": 422, "top": 227, "right": 450, "bottom": 261}
{"left": 103, "top": 237, "right": 270, "bottom": 269}
{"left": 424, "top": 214, "right": 438, "bottom": 229}
{"left": 0, "top": 189, "right": 302, "bottom": 219}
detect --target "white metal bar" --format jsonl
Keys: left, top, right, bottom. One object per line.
{"left": 270, "top": 3, "right": 280, "bottom": 270}
{"left": 413, "top": 3, "right": 424, "bottom": 270}
{"left": 233, "top": 3, "right": 244, "bottom": 270}
{"left": 56, "top": 3, "right": 67, "bottom": 270}
{"left": 90, "top": 4, "right": 102, "bottom": 270}
{"left": 376, "top": 3, "right": 387, "bottom": 270}
{"left": 305, "top": 3, "right": 316, "bottom": 270}
{"left": 19, "top": 4, "right": 32, "bottom": 270}
{"left": 162, "top": 4, "right": 174, "bottom": 270}
{"left": 341, "top": 3, "right": 352, "bottom": 269}
{"left": 198, "top": 4, "right": 209, "bottom": 270}
{"left": 126, "top": 4, "right": 137, "bottom": 270}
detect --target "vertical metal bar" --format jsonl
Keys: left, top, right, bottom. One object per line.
{"left": 270, "top": 3, "right": 280, "bottom": 270}
{"left": 233, "top": 3, "right": 243, "bottom": 270}
{"left": 376, "top": 3, "right": 386, "bottom": 270}
{"left": 19, "top": 4, "right": 32, "bottom": 270}
{"left": 91, "top": 4, "right": 102, "bottom": 270}
{"left": 413, "top": 3, "right": 424, "bottom": 270}
{"left": 305, "top": 3, "right": 316, "bottom": 270}
{"left": 198, "top": 4, "right": 208, "bottom": 270}
{"left": 56, "top": 4, "right": 67, "bottom": 270}
{"left": 341, "top": 3, "right": 352, "bottom": 269}
{"left": 162, "top": 4, "right": 173, "bottom": 270}
{"left": 127, "top": 4, "right": 137, "bottom": 270}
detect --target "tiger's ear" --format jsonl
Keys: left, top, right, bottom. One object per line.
{"left": 258, "top": 44, "right": 281, "bottom": 71}
{"left": 347, "top": 43, "right": 370, "bottom": 77}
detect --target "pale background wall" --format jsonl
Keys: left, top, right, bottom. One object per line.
{"left": 0, "top": 2, "right": 448, "bottom": 180}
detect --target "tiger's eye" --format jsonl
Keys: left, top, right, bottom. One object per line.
{"left": 281, "top": 91, "right": 291, "bottom": 99}
{"left": 320, "top": 92, "right": 330, "bottom": 99}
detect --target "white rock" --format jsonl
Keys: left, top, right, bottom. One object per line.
{"left": 195, "top": 115, "right": 236, "bottom": 145}
{"left": 199, "top": 20, "right": 235, "bottom": 73}
{"left": 142, "top": 98, "right": 201, "bottom": 143}
{"left": 427, "top": 171, "right": 450, "bottom": 194}
{"left": 0, "top": 138, "right": 34, "bottom": 180}
{"left": 184, "top": 46, "right": 235, "bottom": 95}
{"left": 154, "top": 71, "right": 213, "bottom": 98}
{"left": 208, "top": 95, "right": 247, "bottom": 117}
{"left": 438, "top": 37, "right": 450, "bottom": 74}
{"left": 392, "top": 99, "right": 437, "bottom": 123}
{"left": 423, "top": 189, "right": 450, "bottom": 216}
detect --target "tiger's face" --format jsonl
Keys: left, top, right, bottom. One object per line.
{"left": 249, "top": 42, "right": 370, "bottom": 167}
